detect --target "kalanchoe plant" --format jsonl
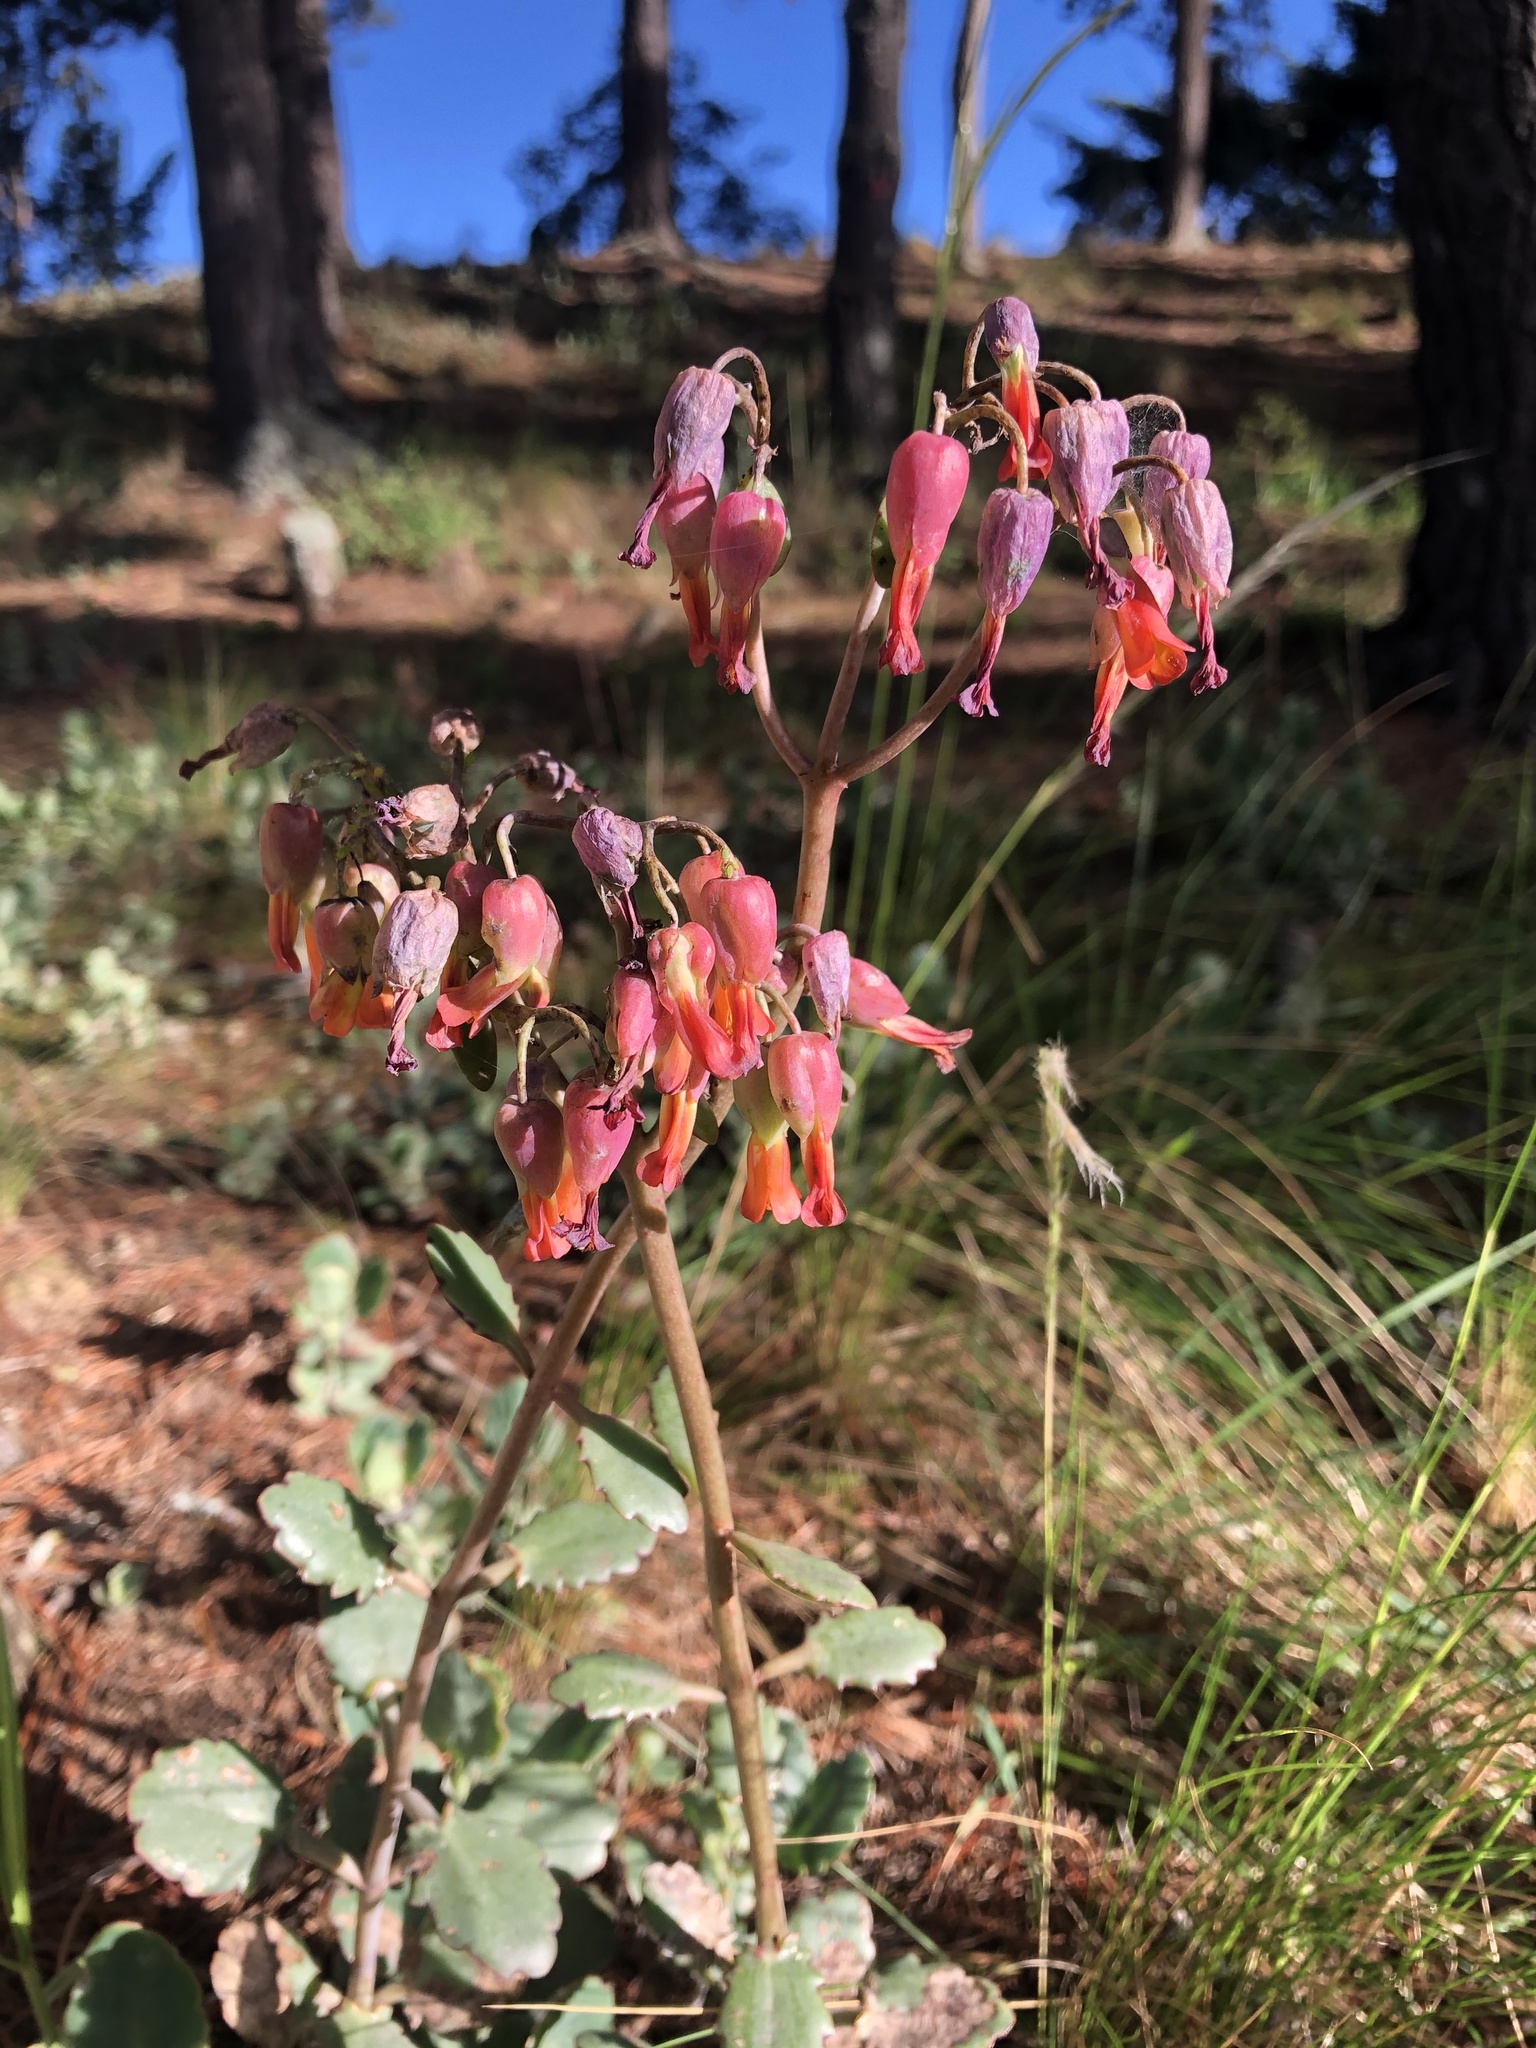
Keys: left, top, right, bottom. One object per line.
{"left": 154, "top": 302, "right": 1231, "bottom": 2039}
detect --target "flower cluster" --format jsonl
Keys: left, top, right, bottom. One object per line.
{"left": 617, "top": 308, "right": 1233, "bottom": 766}
{"left": 237, "top": 720, "right": 971, "bottom": 1263}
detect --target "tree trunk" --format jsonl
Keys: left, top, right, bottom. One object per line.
{"left": 828, "top": 0, "right": 906, "bottom": 481}
{"left": 266, "top": 0, "right": 345, "bottom": 409}
{"left": 616, "top": 0, "right": 677, "bottom": 245}
{"left": 1367, "top": 0, "right": 1536, "bottom": 718}
{"left": 1163, "top": 0, "right": 1212, "bottom": 248}
{"left": 174, "top": 0, "right": 293, "bottom": 472}
{"left": 951, "top": 0, "right": 989, "bottom": 276}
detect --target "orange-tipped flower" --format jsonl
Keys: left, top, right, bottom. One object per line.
{"left": 259, "top": 800, "right": 324, "bottom": 973}
{"left": 656, "top": 473, "right": 719, "bottom": 666}
{"left": 735, "top": 1063, "right": 802, "bottom": 1225}
{"left": 309, "top": 894, "right": 381, "bottom": 1038}
{"left": 495, "top": 1091, "right": 581, "bottom": 1262}
{"left": 1084, "top": 556, "right": 1191, "bottom": 767}
{"left": 649, "top": 922, "right": 739, "bottom": 1078}
{"left": 427, "top": 874, "right": 552, "bottom": 1046}
{"left": 982, "top": 296, "right": 1051, "bottom": 484}
{"left": 702, "top": 870, "right": 777, "bottom": 1071}
{"left": 846, "top": 958, "right": 972, "bottom": 1075}
{"left": 638, "top": 1083, "right": 702, "bottom": 1195}
{"left": 767, "top": 1032, "right": 846, "bottom": 1229}
{"left": 710, "top": 486, "right": 786, "bottom": 694}
{"left": 878, "top": 432, "right": 972, "bottom": 676}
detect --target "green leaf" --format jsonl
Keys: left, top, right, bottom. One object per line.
{"left": 349, "top": 1411, "right": 432, "bottom": 1512}
{"left": 476, "top": 1762, "right": 618, "bottom": 1879}
{"left": 452, "top": 1026, "right": 499, "bottom": 1093}
{"left": 314, "top": 2002, "right": 417, "bottom": 2046}
{"left": 258, "top": 1472, "right": 392, "bottom": 1599}
{"left": 128, "top": 1741, "right": 289, "bottom": 1898}
{"left": 318, "top": 1586, "right": 428, "bottom": 1699}
{"left": 424, "top": 1806, "right": 561, "bottom": 1979}
{"left": 355, "top": 1251, "right": 390, "bottom": 1318}
{"left": 529, "top": 1876, "right": 618, "bottom": 1994}
{"left": 550, "top": 1652, "right": 721, "bottom": 1721}
{"left": 789, "top": 1887, "right": 875, "bottom": 1986}
{"left": 506, "top": 1502, "right": 658, "bottom": 1590}
{"left": 529, "top": 1973, "right": 618, "bottom": 2048}
{"left": 780, "top": 1752, "right": 874, "bottom": 1876}
{"left": 63, "top": 1922, "right": 208, "bottom": 2047}
{"left": 578, "top": 1413, "right": 689, "bottom": 1533}
{"left": 733, "top": 1532, "right": 874, "bottom": 1611}
{"left": 424, "top": 1650, "right": 505, "bottom": 1774}
{"left": 719, "top": 1950, "right": 832, "bottom": 2048}
{"left": 426, "top": 1224, "right": 521, "bottom": 1350}
{"left": 803, "top": 1606, "right": 945, "bottom": 1690}
{"left": 647, "top": 1368, "right": 696, "bottom": 1490}
{"left": 859, "top": 1964, "right": 1011, "bottom": 2048}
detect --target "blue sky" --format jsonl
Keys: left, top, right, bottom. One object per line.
{"left": 90, "top": 0, "right": 1341, "bottom": 276}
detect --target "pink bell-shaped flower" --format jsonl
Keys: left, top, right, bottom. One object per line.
{"left": 656, "top": 471, "right": 721, "bottom": 667}
{"left": 701, "top": 870, "right": 777, "bottom": 1071}
{"left": 496, "top": 1088, "right": 581, "bottom": 1262}
{"left": 560, "top": 1076, "right": 639, "bottom": 1251}
{"left": 426, "top": 874, "right": 553, "bottom": 1047}
{"left": 606, "top": 961, "right": 661, "bottom": 1095}
{"left": 878, "top": 432, "right": 972, "bottom": 676}
{"left": 802, "top": 929, "right": 851, "bottom": 1041}
{"left": 735, "top": 1062, "right": 803, "bottom": 1225}
{"left": 767, "top": 1032, "right": 847, "bottom": 1228}
{"left": 649, "top": 922, "right": 739, "bottom": 1078}
{"left": 710, "top": 486, "right": 787, "bottom": 694}
{"left": 1161, "top": 476, "right": 1233, "bottom": 695}
{"left": 1139, "top": 428, "right": 1210, "bottom": 541}
{"left": 960, "top": 487, "right": 1056, "bottom": 718}
{"left": 372, "top": 886, "right": 460, "bottom": 1074}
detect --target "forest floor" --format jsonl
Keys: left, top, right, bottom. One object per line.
{"left": 1, "top": 235, "right": 1501, "bottom": 2047}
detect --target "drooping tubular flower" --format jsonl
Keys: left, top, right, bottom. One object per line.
{"left": 767, "top": 1032, "right": 847, "bottom": 1229}
{"left": 656, "top": 465, "right": 723, "bottom": 667}
{"left": 982, "top": 296, "right": 1051, "bottom": 484}
{"left": 426, "top": 874, "right": 555, "bottom": 1046}
{"left": 960, "top": 487, "right": 1056, "bottom": 718}
{"left": 678, "top": 849, "right": 724, "bottom": 923}
{"left": 701, "top": 869, "right": 777, "bottom": 1070}
{"left": 259, "top": 801, "right": 324, "bottom": 973}
{"left": 309, "top": 895, "right": 392, "bottom": 1038}
{"left": 802, "top": 929, "right": 851, "bottom": 1042}
{"left": 710, "top": 484, "right": 786, "bottom": 694}
{"left": 622, "top": 366, "right": 737, "bottom": 570}
{"left": 878, "top": 432, "right": 972, "bottom": 676}
{"left": 734, "top": 1062, "right": 803, "bottom": 1225}
{"left": 649, "top": 922, "right": 739, "bottom": 1078}
{"left": 560, "top": 1076, "right": 639, "bottom": 1251}
{"left": 847, "top": 958, "right": 972, "bottom": 1074}
{"left": 606, "top": 960, "right": 661, "bottom": 1096}
{"left": 372, "top": 885, "right": 460, "bottom": 1075}
{"left": 1084, "top": 555, "right": 1192, "bottom": 767}
{"left": 1160, "top": 475, "right": 1233, "bottom": 695}
{"left": 495, "top": 1088, "right": 580, "bottom": 1263}
{"left": 639, "top": 1024, "right": 709, "bottom": 1194}
{"left": 1042, "top": 398, "right": 1132, "bottom": 605}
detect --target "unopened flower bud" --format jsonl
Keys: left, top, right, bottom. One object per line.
{"left": 377, "top": 783, "right": 460, "bottom": 860}
{"left": 428, "top": 707, "right": 483, "bottom": 756}
{"left": 574, "top": 807, "right": 645, "bottom": 892}
{"left": 1043, "top": 398, "right": 1132, "bottom": 602}
{"left": 802, "top": 929, "right": 851, "bottom": 1039}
